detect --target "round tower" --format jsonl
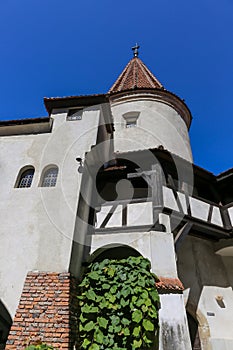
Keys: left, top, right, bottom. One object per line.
{"left": 108, "top": 49, "right": 193, "bottom": 162}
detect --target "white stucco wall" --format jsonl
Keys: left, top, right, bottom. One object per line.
{"left": 0, "top": 105, "right": 103, "bottom": 317}
{"left": 111, "top": 97, "right": 193, "bottom": 161}
{"left": 159, "top": 294, "right": 192, "bottom": 350}
{"left": 90, "top": 229, "right": 178, "bottom": 279}
{"left": 198, "top": 286, "right": 233, "bottom": 350}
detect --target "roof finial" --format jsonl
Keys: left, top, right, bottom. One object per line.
{"left": 132, "top": 43, "right": 140, "bottom": 57}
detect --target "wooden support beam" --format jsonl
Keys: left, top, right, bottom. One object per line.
{"left": 175, "top": 222, "right": 193, "bottom": 252}
{"left": 220, "top": 207, "right": 232, "bottom": 230}
{"left": 122, "top": 204, "right": 127, "bottom": 226}
{"left": 100, "top": 204, "right": 118, "bottom": 228}
{"left": 151, "top": 164, "right": 164, "bottom": 223}
{"left": 207, "top": 205, "right": 213, "bottom": 223}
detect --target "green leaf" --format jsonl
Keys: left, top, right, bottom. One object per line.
{"left": 106, "top": 293, "right": 116, "bottom": 303}
{"left": 88, "top": 344, "right": 100, "bottom": 350}
{"left": 97, "top": 317, "right": 108, "bottom": 329}
{"left": 133, "top": 325, "right": 141, "bottom": 337}
{"left": 132, "top": 309, "right": 143, "bottom": 323}
{"left": 114, "top": 324, "right": 122, "bottom": 333}
{"left": 86, "top": 289, "right": 97, "bottom": 301}
{"left": 150, "top": 289, "right": 160, "bottom": 303}
{"left": 143, "top": 334, "right": 153, "bottom": 344}
{"left": 123, "top": 327, "right": 130, "bottom": 336}
{"left": 88, "top": 271, "right": 99, "bottom": 280}
{"left": 107, "top": 267, "right": 115, "bottom": 277}
{"left": 110, "top": 315, "right": 120, "bottom": 326}
{"left": 80, "top": 313, "right": 87, "bottom": 323}
{"left": 79, "top": 277, "right": 89, "bottom": 287}
{"left": 94, "top": 329, "right": 104, "bottom": 344}
{"left": 110, "top": 285, "right": 118, "bottom": 294}
{"left": 82, "top": 338, "right": 91, "bottom": 349}
{"left": 99, "top": 299, "right": 108, "bottom": 309}
{"left": 140, "top": 258, "right": 151, "bottom": 270}
{"left": 102, "top": 283, "right": 111, "bottom": 289}
{"left": 84, "top": 320, "right": 95, "bottom": 332}
{"left": 121, "top": 287, "right": 131, "bottom": 298}
{"left": 133, "top": 339, "right": 142, "bottom": 348}
{"left": 142, "top": 319, "right": 154, "bottom": 331}
{"left": 81, "top": 304, "right": 98, "bottom": 313}
{"left": 121, "top": 317, "right": 130, "bottom": 326}
{"left": 120, "top": 298, "right": 129, "bottom": 307}
{"left": 135, "top": 298, "right": 144, "bottom": 307}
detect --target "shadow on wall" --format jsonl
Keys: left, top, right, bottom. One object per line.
{"left": 0, "top": 300, "right": 12, "bottom": 349}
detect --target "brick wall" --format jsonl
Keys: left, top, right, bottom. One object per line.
{"left": 6, "top": 272, "right": 78, "bottom": 350}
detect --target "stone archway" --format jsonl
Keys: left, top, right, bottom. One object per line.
{"left": 90, "top": 243, "right": 141, "bottom": 263}
{"left": 0, "top": 300, "right": 12, "bottom": 349}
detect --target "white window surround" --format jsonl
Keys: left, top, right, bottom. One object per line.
{"left": 122, "top": 111, "right": 140, "bottom": 128}
{"left": 40, "top": 165, "right": 59, "bottom": 187}
{"left": 15, "top": 166, "right": 35, "bottom": 188}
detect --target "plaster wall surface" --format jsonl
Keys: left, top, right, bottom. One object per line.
{"left": 197, "top": 286, "right": 233, "bottom": 343}
{"left": 110, "top": 98, "right": 192, "bottom": 161}
{"left": 96, "top": 201, "right": 153, "bottom": 228}
{"left": 177, "top": 236, "right": 233, "bottom": 348}
{"left": 90, "top": 230, "right": 177, "bottom": 278}
{"left": 159, "top": 294, "right": 192, "bottom": 350}
{"left": 0, "top": 106, "right": 102, "bottom": 317}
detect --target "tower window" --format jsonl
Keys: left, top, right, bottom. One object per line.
{"left": 122, "top": 111, "right": 140, "bottom": 128}
{"left": 40, "top": 166, "right": 58, "bottom": 187}
{"left": 15, "top": 166, "right": 35, "bottom": 188}
{"left": 126, "top": 119, "right": 137, "bottom": 128}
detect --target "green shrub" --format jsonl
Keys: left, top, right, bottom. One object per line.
{"left": 77, "top": 256, "right": 160, "bottom": 350}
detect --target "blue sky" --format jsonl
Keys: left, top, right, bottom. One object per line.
{"left": 0, "top": 0, "right": 232, "bottom": 174}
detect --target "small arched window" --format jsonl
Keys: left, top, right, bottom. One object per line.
{"left": 15, "top": 166, "right": 35, "bottom": 188}
{"left": 41, "top": 166, "right": 58, "bottom": 187}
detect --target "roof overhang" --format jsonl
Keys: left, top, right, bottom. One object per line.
{"left": 44, "top": 94, "right": 109, "bottom": 114}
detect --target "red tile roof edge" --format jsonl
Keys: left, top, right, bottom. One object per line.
{"left": 155, "top": 277, "right": 184, "bottom": 292}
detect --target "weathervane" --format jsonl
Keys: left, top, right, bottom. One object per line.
{"left": 132, "top": 43, "right": 140, "bottom": 57}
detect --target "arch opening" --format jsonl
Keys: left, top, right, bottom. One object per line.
{"left": 40, "top": 164, "right": 59, "bottom": 187}
{"left": 15, "top": 165, "right": 35, "bottom": 188}
{"left": 0, "top": 300, "right": 12, "bottom": 349}
{"left": 186, "top": 312, "right": 202, "bottom": 350}
{"left": 90, "top": 244, "right": 141, "bottom": 263}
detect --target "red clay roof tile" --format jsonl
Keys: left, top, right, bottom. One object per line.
{"left": 109, "top": 57, "right": 163, "bottom": 93}
{"left": 155, "top": 277, "right": 184, "bottom": 292}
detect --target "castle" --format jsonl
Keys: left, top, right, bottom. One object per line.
{"left": 0, "top": 47, "right": 233, "bottom": 349}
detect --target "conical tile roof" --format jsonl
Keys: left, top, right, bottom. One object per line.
{"left": 109, "top": 57, "right": 163, "bottom": 94}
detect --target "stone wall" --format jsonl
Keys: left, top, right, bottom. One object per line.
{"left": 6, "top": 272, "right": 78, "bottom": 350}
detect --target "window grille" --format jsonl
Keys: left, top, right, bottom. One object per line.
{"left": 41, "top": 167, "right": 58, "bottom": 187}
{"left": 123, "top": 111, "right": 140, "bottom": 128}
{"left": 18, "top": 169, "right": 34, "bottom": 188}
{"left": 67, "top": 108, "right": 83, "bottom": 121}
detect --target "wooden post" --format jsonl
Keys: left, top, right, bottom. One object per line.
{"left": 151, "top": 164, "right": 164, "bottom": 224}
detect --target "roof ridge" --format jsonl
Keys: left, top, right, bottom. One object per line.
{"left": 139, "top": 58, "right": 163, "bottom": 88}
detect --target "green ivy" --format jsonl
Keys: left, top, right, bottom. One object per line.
{"left": 25, "top": 344, "right": 54, "bottom": 350}
{"left": 77, "top": 256, "right": 160, "bottom": 350}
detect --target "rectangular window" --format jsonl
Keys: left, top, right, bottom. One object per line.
{"left": 123, "top": 111, "right": 140, "bottom": 129}
{"left": 126, "top": 119, "right": 137, "bottom": 128}
{"left": 67, "top": 108, "right": 83, "bottom": 121}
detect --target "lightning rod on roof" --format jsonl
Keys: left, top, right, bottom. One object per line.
{"left": 132, "top": 43, "right": 140, "bottom": 57}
